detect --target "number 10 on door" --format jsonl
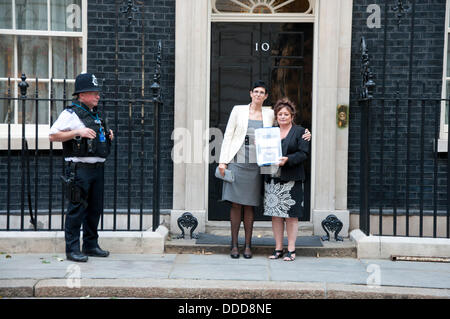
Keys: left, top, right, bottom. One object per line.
{"left": 255, "top": 42, "right": 270, "bottom": 52}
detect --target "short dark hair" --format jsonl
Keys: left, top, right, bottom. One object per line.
{"left": 251, "top": 80, "right": 268, "bottom": 94}
{"left": 274, "top": 98, "right": 296, "bottom": 122}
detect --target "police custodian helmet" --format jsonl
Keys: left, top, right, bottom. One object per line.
{"left": 72, "top": 73, "right": 101, "bottom": 96}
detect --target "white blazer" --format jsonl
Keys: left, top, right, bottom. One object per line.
{"left": 219, "top": 104, "right": 275, "bottom": 164}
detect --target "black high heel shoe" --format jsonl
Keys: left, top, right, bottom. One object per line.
{"left": 268, "top": 249, "right": 284, "bottom": 259}
{"left": 284, "top": 250, "right": 296, "bottom": 261}
{"left": 243, "top": 245, "right": 252, "bottom": 259}
{"left": 230, "top": 245, "right": 240, "bottom": 259}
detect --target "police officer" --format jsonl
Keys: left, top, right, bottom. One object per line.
{"left": 49, "top": 73, "right": 113, "bottom": 262}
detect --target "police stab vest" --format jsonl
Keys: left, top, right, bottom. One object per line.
{"left": 62, "top": 102, "right": 111, "bottom": 158}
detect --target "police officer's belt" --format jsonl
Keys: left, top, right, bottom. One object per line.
{"left": 69, "top": 162, "right": 104, "bottom": 169}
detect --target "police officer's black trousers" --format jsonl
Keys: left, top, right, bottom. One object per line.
{"left": 65, "top": 165, "right": 104, "bottom": 253}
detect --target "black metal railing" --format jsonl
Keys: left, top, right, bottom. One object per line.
{"left": 358, "top": 37, "right": 450, "bottom": 238}
{"left": 0, "top": 46, "right": 163, "bottom": 232}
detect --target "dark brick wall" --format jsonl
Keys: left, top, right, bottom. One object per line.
{"left": 86, "top": 0, "right": 175, "bottom": 211}
{"left": 349, "top": 0, "right": 447, "bottom": 213}
{"left": 0, "top": 0, "right": 175, "bottom": 217}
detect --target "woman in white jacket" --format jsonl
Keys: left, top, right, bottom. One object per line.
{"left": 218, "top": 81, "right": 274, "bottom": 259}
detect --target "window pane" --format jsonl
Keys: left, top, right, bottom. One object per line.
{"left": 0, "top": 0, "right": 13, "bottom": 29}
{"left": 17, "top": 36, "right": 49, "bottom": 79}
{"left": 0, "top": 35, "right": 14, "bottom": 78}
{"left": 51, "top": 82, "right": 74, "bottom": 122}
{"left": 16, "top": 0, "right": 47, "bottom": 30}
{"left": 274, "top": 0, "right": 311, "bottom": 13}
{"left": 51, "top": 0, "right": 82, "bottom": 32}
{"left": 213, "top": 0, "right": 247, "bottom": 13}
{"left": 448, "top": 34, "right": 450, "bottom": 77}
{"left": 18, "top": 81, "right": 49, "bottom": 124}
{"left": 52, "top": 38, "right": 82, "bottom": 79}
{"left": 212, "top": 0, "right": 311, "bottom": 13}
{"left": 0, "top": 80, "right": 14, "bottom": 124}
{"left": 446, "top": 81, "right": 449, "bottom": 125}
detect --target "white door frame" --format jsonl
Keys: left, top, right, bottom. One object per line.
{"left": 172, "top": 0, "right": 353, "bottom": 237}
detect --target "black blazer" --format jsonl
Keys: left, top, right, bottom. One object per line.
{"left": 277, "top": 125, "right": 310, "bottom": 182}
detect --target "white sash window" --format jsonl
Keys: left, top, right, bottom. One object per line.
{"left": 0, "top": 0, "right": 87, "bottom": 149}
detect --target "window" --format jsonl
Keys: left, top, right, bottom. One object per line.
{"left": 440, "top": 0, "right": 450, "bottom": 151}
{"left": 0, "top": 0, "right": 86, "bottom": 149}
{"left": 211, "top": 0, "right": 314, "bottom": 14}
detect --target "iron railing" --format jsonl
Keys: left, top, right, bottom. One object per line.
{"left": 1, "top": 1, "right": 164, "bottom": 232}
{"left": 358, "top": 37, "right": 450, "bottom": 238}
{"left": 0, "top": 43, "right": 163, "bottom": 232}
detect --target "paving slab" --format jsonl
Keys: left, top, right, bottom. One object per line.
{"left": 0, "top": 253, "right": 449, "bottom": 298}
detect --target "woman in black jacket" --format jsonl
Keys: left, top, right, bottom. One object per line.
{"left": 264, "top": 98, "right": 310, "bottom": 261}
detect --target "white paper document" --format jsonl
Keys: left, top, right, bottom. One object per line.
{"left": 254, "top": 127, "right": 282, "bottom": 167}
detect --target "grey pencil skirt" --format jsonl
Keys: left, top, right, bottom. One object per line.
{"left": 222, "top": 163, "right": 262, "bottom": 207}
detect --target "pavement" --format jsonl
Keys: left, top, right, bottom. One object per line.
{"left": 1, "top": 248, "right": 450, "bottom": 299}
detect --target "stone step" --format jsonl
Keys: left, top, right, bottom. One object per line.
{"left": 204, "top": 221, "right": 314, "bottom": 237}
{"left": 164, "top": 238, "right": 357, "bottom": 258}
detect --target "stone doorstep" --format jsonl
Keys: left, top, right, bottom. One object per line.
{"left": 0, "top": 226, "right": 169, "bottom": 254}
{"left": 164, "top": 239, "right": 357, "bottom": 258}
{"left": 350, "top": 229, "right": 450, "bottom": 259}
{"left": 1, "top": 279, "right": 449, "bottom": 299}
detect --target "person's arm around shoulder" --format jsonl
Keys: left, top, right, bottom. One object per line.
{"left": 285, "top": 126, "right": 309, "bottom": 167}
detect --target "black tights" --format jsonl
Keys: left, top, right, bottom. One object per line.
{"left": 230, "top": 203, "right": 254, "bottom": 248}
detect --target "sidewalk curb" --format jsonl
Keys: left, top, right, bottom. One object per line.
{"left": 1, "top": 278, "right": 449, "bottom": 299}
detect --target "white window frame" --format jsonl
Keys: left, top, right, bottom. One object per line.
{"left": 0, "top": 0, "right": 87, "bottom": 150}
{"left": 439, "top": 0, "right": 450, "bottom": 152}
{"left": 211, "top": 0, "right": 315, "bottom": 22}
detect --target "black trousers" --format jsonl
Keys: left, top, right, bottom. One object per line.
{"left": 65, "top": 164, "right": 104, "bottom": 253}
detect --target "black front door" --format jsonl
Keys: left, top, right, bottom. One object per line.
{"left": 209, "top": 22, "right": 313, "bottom": 221}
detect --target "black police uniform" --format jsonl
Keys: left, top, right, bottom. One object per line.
{"left": 51, "top": 73, "right": 112, "bottom": 262}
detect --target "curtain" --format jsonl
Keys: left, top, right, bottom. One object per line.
{"left": 0, "top": 35, "right": 14, "bottom": 123}
{"left": 15, "top": 0, "right": 47, "bottom": 30}
{"left": 52, "top": 82, "right": 74, "bottom": 120}
{"left": 0, "top": 35, "right": 13, "bottom": 78}
{"left": 52, "top": 37, "right": 82, "bottom": 79}
{"left": 19, "top": 81, "right": 49, "bottom": 124}
{"left": 17, "top": 35, "right": 48, "bottom": 79}
{"left": 0, "top": 0, "right": 13, "bottom": 29}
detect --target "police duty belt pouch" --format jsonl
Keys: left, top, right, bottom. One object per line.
{"left": 215, "top": 166, "right": 234, "bottom": 183}
{"left": 60, "top": 175, "right": 83, "bottom": 204}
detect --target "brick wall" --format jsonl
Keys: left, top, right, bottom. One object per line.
{"left": 86, "top": 0, "right": 175, "bottom": 211}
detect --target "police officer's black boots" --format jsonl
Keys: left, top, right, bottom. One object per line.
{"left": 82, "top": 246, "right": 110, "bottom": 258}
{"left": 66, "top": 251, "right": 88, "bottom": 263}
